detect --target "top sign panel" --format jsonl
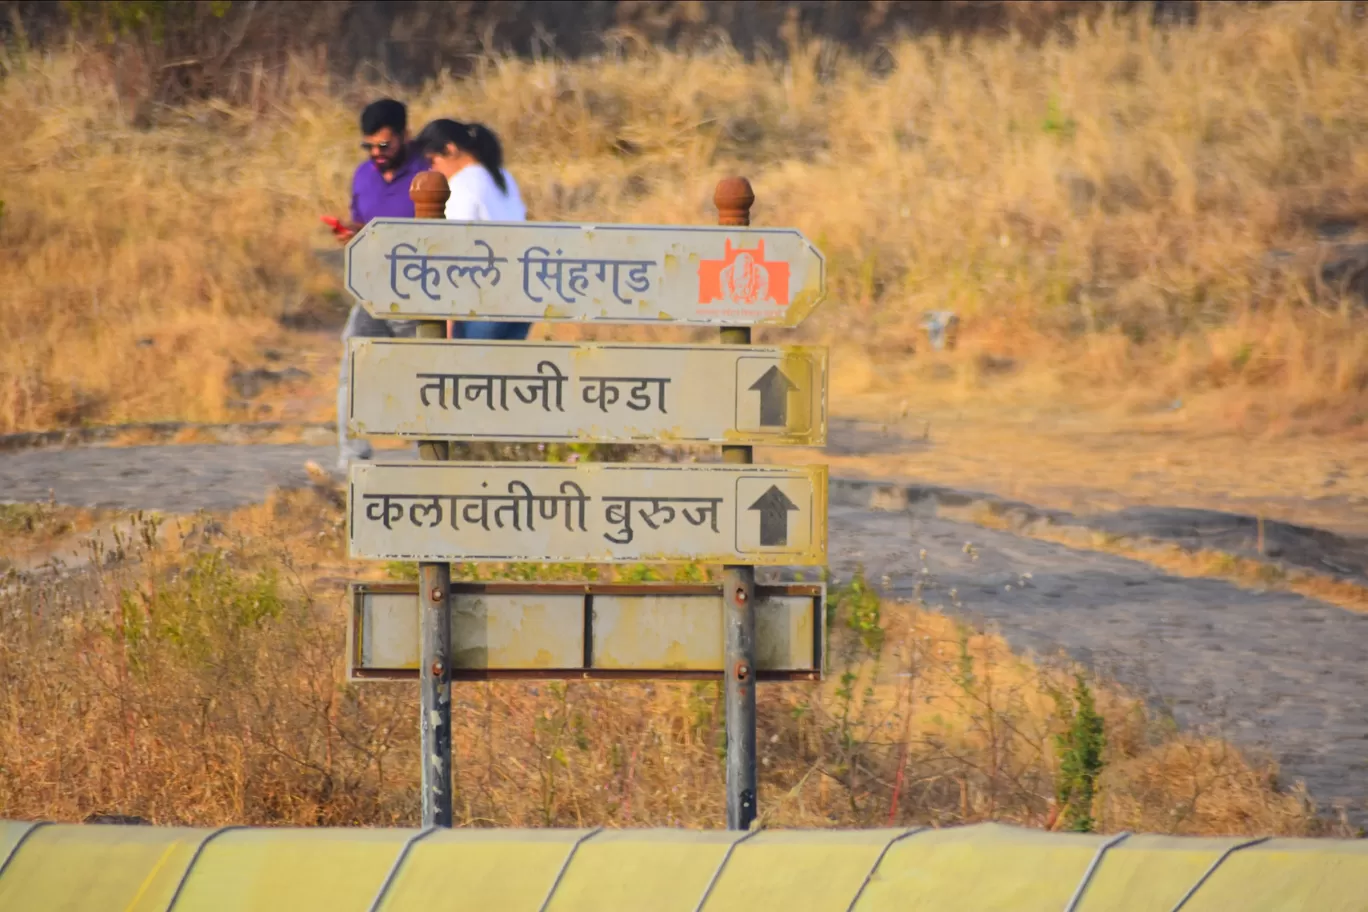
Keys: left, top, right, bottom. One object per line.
{"left": 344, "top": 220, "right": 826, "bottom": 326}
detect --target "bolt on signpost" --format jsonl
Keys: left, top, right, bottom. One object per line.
{"left": 342, "top": 176, "right": 827, "bottom": 832}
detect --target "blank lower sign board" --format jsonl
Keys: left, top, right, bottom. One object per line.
{"left": 348, "top": 462, "right": 828, "bottom": 565}
{"left": 346, "top": 339, "right": 828, "bottom": 446}
{"left": 344, "top": 219, "right": 826, "bottom": 326}
{"left": 347, "top": 582, "right": 825, "bottom": 681}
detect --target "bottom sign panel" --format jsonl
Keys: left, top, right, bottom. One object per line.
{"left": 348, "top": 582, "right": 824, "bottom": 681}
{"left": 348, "top": 461, "right": 828, "bottom": 565}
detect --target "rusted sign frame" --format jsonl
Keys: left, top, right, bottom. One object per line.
{"left": 345, "top": 581, "right": 824, "bottom": 682}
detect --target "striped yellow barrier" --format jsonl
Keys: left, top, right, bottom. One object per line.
{"left": 1177, "top": 838, "right": 1368, "bottom": 911}
{"left": 0, "top": 822, "right": 205, "bottom": 911}
{"left": 377, "top": 829, "right": 602, "bottom": 910}
{"left": 2, "top": 820, "right": 1365, "bottom": 911}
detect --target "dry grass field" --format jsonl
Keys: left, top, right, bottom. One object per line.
{"left": 1, "top": 2, "right": 1365, "bottom": 839}
{"left": 2, "top": 2, "right": 1367, "bottom": 435}
{"left": 0, "top": 489, "right": 1332, "bottom": 835}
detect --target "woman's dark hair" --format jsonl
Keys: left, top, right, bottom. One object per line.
{"left": 416, "top": 119, "right": 508, "bottom": 195}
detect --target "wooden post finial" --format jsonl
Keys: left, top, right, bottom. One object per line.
{"left": 714, "top": 177, "right": 755, "bottom": 227}
{"left": 411, "top": 170, "right": 451, "bottom": 219}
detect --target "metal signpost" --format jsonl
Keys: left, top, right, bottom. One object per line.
{"left": 716, "top": 177, "right": 760, "bottom": 830}
{"left": 407, "top": 172, "right": 455, "bottom": 829}
{"left": 343, "top": 174, "right": 828, "bottom": 831}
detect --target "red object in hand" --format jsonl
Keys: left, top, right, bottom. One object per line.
{"left": 320, "top": 215, "right": 355, "bottom": 240}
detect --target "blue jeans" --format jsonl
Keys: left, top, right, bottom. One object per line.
{"left": 450, "top": 321, "right": 533, "bottom": 341}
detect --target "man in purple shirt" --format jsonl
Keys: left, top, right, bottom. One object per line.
{"left": 346, "top": 99, "right": 430, "bottom": 228}
{"left": 334, "top": 98, "right": 430, "bottom": 470}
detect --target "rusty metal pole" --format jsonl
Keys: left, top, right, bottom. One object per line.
{"left": 410, "top": 171, "right": 454, "bottom": 828}
{"left": 715, "top": 177, "right": 758, "bottom": 831}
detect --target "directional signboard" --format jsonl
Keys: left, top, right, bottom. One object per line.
{"left": 346, "top": 339, "right": 828, "bottom": 446}
{"left": 344, "top": 219, "right": 826, "bottom": 326}
{"left": 347, "top": 582, "right": 824, "bottom": 681}
{"left": 348, "top": 461, "right": 827, "bottom": 565}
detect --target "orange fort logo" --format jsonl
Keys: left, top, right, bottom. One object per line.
{"left": 697, "top": 239, "right": 791, "bottom": 309}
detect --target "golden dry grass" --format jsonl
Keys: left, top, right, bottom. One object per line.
{"left": 2, "top": 3, "right": 1367, "bottom": 434}
{"left": 0, "top": 488, "right": 1335, "bottom": 835}
{"left": 0, "top": 500, "right": 117, "bottom": 574}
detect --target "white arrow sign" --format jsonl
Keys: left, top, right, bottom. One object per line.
{"left": 348, "top": 461, "right": 828, "bottom": 565}
{"left": 344, "top": 219, "right": 826, "bottom": 326}
{"left": 346, "top": 339, "right": 828, "bottom": 446}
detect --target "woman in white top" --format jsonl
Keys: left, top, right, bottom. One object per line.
{"left": 415, "top": 119, "right": 531, "bottom": 341}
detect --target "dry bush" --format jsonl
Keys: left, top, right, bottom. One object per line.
{"left": 2, "top": 3, "right": 1366, "bottom": 435}
{"left": 0, "top": 490, "right": 1331, "bottom": 834}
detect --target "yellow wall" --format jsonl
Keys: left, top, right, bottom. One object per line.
{"left": 1, "top": 820, "right": 1364, "bottom": 911}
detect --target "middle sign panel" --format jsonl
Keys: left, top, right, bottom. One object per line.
{"left": 347, "top": 339, "right": 828, "bottom": 446}
{"left": 348, "top": 461, "right": 828, "bottom": 565}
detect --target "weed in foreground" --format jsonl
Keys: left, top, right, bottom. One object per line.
{"left": 1052, "top": 675, "right": 1107, "bottom": 833}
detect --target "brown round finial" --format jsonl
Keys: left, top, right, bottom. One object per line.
{"left": 410, "top": 170, "right": 451, "bottom": 219}
{"left": 714, "top": 177, "right": 754, "bottom": 227}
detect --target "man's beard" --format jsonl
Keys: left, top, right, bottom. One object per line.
{"left": 373, "top": 144, "right": 405, "bottom": 173}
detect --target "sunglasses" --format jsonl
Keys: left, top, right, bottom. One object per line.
{"left": 360, "top": 140, "right": 393, "bottom": 153}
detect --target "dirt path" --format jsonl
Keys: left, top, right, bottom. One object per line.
{"left": 0, "top": 443, "right": 332, "bottom": 514}
{"left": 820, "top": 479, "right": 1368, "bottom": 826}
{"left": 3, "top": 440, "right": 1368, "bottom": 825}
